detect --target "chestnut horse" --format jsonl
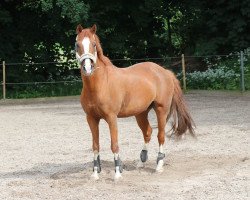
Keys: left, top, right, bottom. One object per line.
{"left": 75, "top": 24, "right": 195, "bottom": 180}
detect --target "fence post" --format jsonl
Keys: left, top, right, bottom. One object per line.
{"left": 181, "top": 54, "right": 187, "bottom": 92}
{"left": 240, "top": 51, "right": 245, "bottom": 92}
{"left": 2, "top": 61, "right": 6, "bottom": 99}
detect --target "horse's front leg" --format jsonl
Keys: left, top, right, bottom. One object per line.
{"left": 86, "top": 115, "right": 101, "bottom": 180}
{"left": 105, "top": 115, "right": 123, "bottom": 180}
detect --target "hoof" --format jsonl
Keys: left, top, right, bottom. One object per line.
{"left": 140, "top": 150, "right": 148, "bottom": 163}
{"left": 91, "top": 171, "right": 99, "bottom": 180}
{"left": 137, "top": 160, "right": 145, "bottom": 168}
{"left": 114, "top": 172, "right": 123, "bottom": 181}
{"left": 156, "top": 160, "right": 164, "bottom": 173}
{"left": 156, "top": 152, "right": 165, "bottom": 173}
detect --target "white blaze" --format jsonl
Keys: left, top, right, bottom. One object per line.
{"left": 82, "top": 37, "right": 92, "bottom": 74}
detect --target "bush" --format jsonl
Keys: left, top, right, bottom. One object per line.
{"left": 181, "top": 67, "right": 240, "bottom": 90}
{"left": 177, "top": 54, "right": 243, "bottom": 90}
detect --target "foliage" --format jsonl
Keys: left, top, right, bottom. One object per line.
{"left": 195, "top": 0, "right": 250, "bottom": 55}
{"left": 243, "top": 50, "right": 250, "bottom": 90}
{"left": 0, "top": 0, "right": 249, "bottom": 98}
{"left": 184, "top": 67, "right": 240, "bottom": 90}
{"left": 1, "top": 0, "right": 249, "bottom": 64}
{"left": 178, "top": 56, "right": 243, "bottom": 90}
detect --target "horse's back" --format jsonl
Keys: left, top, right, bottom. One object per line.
{"left": 125, "top": 62, "right": 173, "bottom": 78}
{"left": 122, "top": 61, "right": 175, "bottom": 89}
{"left": 114, "top": 62, "right": 175, "bottom": 117}
{"left": 126, "top": 61, "right": 165, "bottom": 72}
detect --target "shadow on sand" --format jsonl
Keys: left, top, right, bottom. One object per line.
{"left": 0, "top": 160, "right": 156, "bottom": 180}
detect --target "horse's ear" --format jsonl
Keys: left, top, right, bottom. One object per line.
{"left": 76, "top": 24, "right": 83, "bottom": 34}
{"left": 90, "top": 24, "right": 97, "bottom": 34}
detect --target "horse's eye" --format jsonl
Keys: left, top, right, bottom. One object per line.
{"left": 93, "top": 42, "right": 96, "bottom": 48}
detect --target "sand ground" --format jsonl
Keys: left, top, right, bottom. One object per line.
{"left": 0, "top": 91, "right": 249, "bottom": 200}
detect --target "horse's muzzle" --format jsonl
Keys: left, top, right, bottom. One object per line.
{"left": 81, "top": 58, "right": 95, "bottom": 76}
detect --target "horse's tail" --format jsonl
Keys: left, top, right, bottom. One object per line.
{"left": 168, "top": 76, "right": 195, "bottom": 137}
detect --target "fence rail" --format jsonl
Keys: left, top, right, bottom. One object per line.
{"left": 1, "top": 52, "right": 249, "bottom": 99}
{"left": 5, "top": 80, "right": 82, "bottom": 85}
{"left": 0, "top": 53, "right": 246, "bottom": 67}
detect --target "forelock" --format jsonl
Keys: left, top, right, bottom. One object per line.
{"left": 78, "top": 29, "right": 95, "bottom": 40}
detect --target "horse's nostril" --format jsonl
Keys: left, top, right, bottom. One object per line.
{"left": 81, "top": 62, "right": 87, "bottom": 72}
{"left": 90, "top": 60, "right": 95, "bottom": 68}
{"left": 81, "top": 63, "right": 85, "bottom": 69}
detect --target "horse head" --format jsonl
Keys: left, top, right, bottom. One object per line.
{"left": 75, "top": 24, "right": 98, "bottom": 76}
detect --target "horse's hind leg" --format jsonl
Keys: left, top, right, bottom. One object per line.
{"left": 154, "top": 104, "right": 169, "bottom": 172}
{"left": 86, "top": 115, "right": 101, "bottom": 180}
{"left": 135, "top": 110, "right": 152, "bottom": 167}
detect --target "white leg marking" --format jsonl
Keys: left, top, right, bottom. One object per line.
{"left": 114, "top": 153, "right": 119, "bottom": 160}
{"left": 91, "top": 151, "right": 99, "bottom": 180}
{"left": 159, "top": 145, "right": 164, "bottom": 153}
{"left": 156, "top": 145, "right": 165, "bottom": 173}
{"left": 143, "top": 143, "right": 149, "bottom": 151}
{"left": 114, "top": 153, "right": 122, "bottom": 181}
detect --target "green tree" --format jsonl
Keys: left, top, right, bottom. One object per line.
{"left": 0, "top": 0, "right": 89, "bottom": 82}
{"left": 195, "top": 0, "right": 250, "bottom": 55}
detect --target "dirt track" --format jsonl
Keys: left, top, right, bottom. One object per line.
{"left": 0, "top": 91, "right": 249, "bottom": 200}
